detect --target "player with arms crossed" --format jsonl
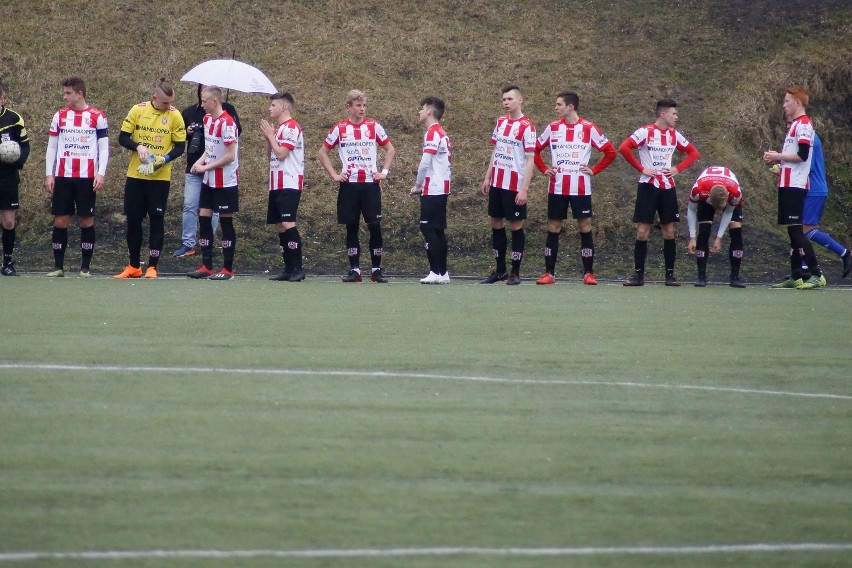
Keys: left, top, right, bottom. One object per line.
{"left": 116, "top": 78, "right": 185, "bottom": 279}
{"left": 533, "top": 91, "right": 616, "bottom": 285}
{"left": 802, "top": 132, "right": 851, "bottom": 278}
{"left": 410, "top": 96, "right": 452, "bottom": 284}
{"left": 0, "top": 82, "right": 31, "bottom": 276}
{"left": 480, "top": 85, "right": 537, "bottom": 285}
{"left": 619, "top": 99, "right": 700, "bottom": 286}
{"left": 261, "top": 92, "right": 306, "bottom": 282}
{"left": 188, "top": 86, "right": 239, "bottom": 280}
{"left": 44, "top": 76, "right": 108, "bottom": 278}
{"left": 764, "top": 86, "right": 825, "bottom": 289}
{"left": 686, "top": 166, "right": 745, "bottom": 288}
{"left": 318, "top": 89, "right": 395, "bottom": 283}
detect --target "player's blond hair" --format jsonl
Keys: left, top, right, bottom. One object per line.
{"left": 345, "top": 89, "right": 366, "bottom": 106}
{"left": 785, "top": 85, "right": 809, "bottom": 107}
{"left": 709, "top": 184, "right": 729, "bottom": 212}
{"left": 201, "top": 85, "right": 223, "bottom": 102}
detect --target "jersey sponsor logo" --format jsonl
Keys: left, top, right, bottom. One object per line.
{"left": 553, "top": 143, "right": 587, "bottom": 152}
{"left": 341, "top": 140, "right": 374, "bottom": 148}
{"left": 497, "top": 137, "right": 522, "bottom": 147}
{"left": 136, "top": 125, "right": 172, "bottom": 134}
{"left": 58, "top": 130, "right": 95, "bottom": 141}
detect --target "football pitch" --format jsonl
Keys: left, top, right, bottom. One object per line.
{"left": 0, "top": 276, "right": 850, "bottom": 568}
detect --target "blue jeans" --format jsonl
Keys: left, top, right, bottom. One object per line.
{"left": 181, "top": 173, "right": 218, "bottom": 248}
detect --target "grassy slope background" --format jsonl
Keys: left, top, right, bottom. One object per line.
{"left": 1, "top": 0, "right": 850, "bottom": 279}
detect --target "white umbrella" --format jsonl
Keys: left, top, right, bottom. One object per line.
{"left": 180, "top": 59, "right": 277, "bottom": 95}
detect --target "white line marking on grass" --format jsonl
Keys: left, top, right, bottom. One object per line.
{"left": 1, "top": 543, "right": 851, "bottom": 561}
{"left": 1, "top": 362, "right": 851, "bottom": 401}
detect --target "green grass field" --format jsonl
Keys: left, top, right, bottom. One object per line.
{"left": 0, "top": 276, "right": 850, "bottom": 567}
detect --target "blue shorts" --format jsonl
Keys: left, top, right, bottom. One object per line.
{"left": 802, "top": 194, "right": 826, "bottom": 226}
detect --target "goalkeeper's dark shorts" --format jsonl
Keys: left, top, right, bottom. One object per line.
{"left": 124, "top": 178, "right": 170, "bottom": 218}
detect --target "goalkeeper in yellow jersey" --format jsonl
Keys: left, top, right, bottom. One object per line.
{"left": 114, "top": 78, "right": 186, "bottom": 278}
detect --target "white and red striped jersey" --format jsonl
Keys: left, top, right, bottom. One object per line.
{"left": 269, "top": 118, "right": 304, "bottom": 191}
{"left": 689, "top": 166, "right": 743, "bottom": 206}
{"left": 777, "top": 115, "right": 814, "bottom": 189}
{"left": 536, "top": 117, "right": 610, "bottom": 196}
{"left": 422, "top": 123, "right": 452, "bottom": 196}
{"left": 47, "top": 106, "right": 109, "bottom": 178}
{"left": 627, "top": 124, "right": 692, "bottom": 189}
{"left": 201, "top": 111, "right": 239, "bottom": 188}
{"left": 488, "top": 115, "right": 536, "bottom": 192}
{"left": 323, "top": 118, "right": 390, "bottom": 183}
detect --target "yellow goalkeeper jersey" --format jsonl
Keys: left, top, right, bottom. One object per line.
{"left": 121, "top": 101, "right": 186, "bottom": 181}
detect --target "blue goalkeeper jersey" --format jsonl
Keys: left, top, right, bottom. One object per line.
{"left": 808, "top": 133, "right": 828, "bottom": 197}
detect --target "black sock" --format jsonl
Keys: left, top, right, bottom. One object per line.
{"left": 147, "top": 215, "right": 164, "bottom": 268}
{"left": 127, "top": 216, "right": 143, "bottom": 268}
{"left": 580, "top": 230, "right": 594, "bottom": 274}
{"left": 367, "top": 222, "right": 382, "bottom": 269}
{"left": 544, "top": 230, "right": 559, "bottom": 275}
{"left": 493, "top": 227, "right": 507, "bottom": 274}
{"left": 437, "top": 229, "right": 448, "bottom": 274}
{"left": 634, "top": 239, "right": 647, "bottom": 274}
{"left": 421, "top": 227, "right": 439, "bottom": 274}
{"left": 277, "top": 231, "right": 291, "bottom": 272}
{"left": 52, "top": 227, "right": 69, "bottom": 270}
{"left": 663, "top": 238, "right": 676, "bottom": 276}
{"left": 345, "top": 224, "right": 360, "bottom": 269}
{"left": 2, "top": 226, "right": 15, "bottom": 266}
{"left": 220, "top": 216, "right": 236, "bottom": 272}
{"left": 729, "top": 227, "right": 743, "bottom": 279}
{"left": 199, "top": 215, "right": 214, "bottom": 270}
{"left": 80, "top": 226, "right": 95, "bottom": 271}
{"left": 510, "top": 228, "right": 525, "bottom": 275}
{"left": 696, "top": 223, "right": 711, "bottom": 278}
{"left": 788, "top": 225, "right": 820, "bottom": 278}
{"left": 284, "top": 227, "right": 302, "bottom": 270}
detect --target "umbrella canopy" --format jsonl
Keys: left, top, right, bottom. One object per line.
{"left": 180, "top": 59, "right": 277, "bottom": 95}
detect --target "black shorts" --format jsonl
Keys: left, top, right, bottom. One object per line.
{"left": 487, "top": 186, "right": 527, "bottom": 221}
{"left": 420, "top": 194, "right": 448, "bottom": 230}
{"left": 267, "top": 189, "right": 301, "bottom": 224}
{"left": 337, "top": 182, "right": 381, "bottom": 225}
{"left": 697, "top": 202, "right": 744, "bottom": 224}
{"left": 200, "top": 184, "right": 239, "bottom": 214}
{"left": 124, "top": 177, "right": 170, "bottom": 218}
{"left": 0, "top": 184, "right": 19, "bottom": 210}
{"left": 632, "top": 182, "right": 679, "bottom": 224}
{"left": 548, "top": 193, "right": 592, "bottom": 220}
{"left": 53, "top": 177, "right": 96, "bottom": 217}
{"left": 777, "top": 187, "right": 805, "bottom": 225}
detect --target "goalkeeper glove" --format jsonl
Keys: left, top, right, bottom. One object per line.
{"left": 136, "top": 154, "right": 169, "bottom": 175}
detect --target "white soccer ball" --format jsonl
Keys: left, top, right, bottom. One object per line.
{"left": 0, "top": 140, "right": 21, "bottom": 164}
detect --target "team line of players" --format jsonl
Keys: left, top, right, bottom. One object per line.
{"left": 0, "top": 80, "right": 848, "bottom": 285}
